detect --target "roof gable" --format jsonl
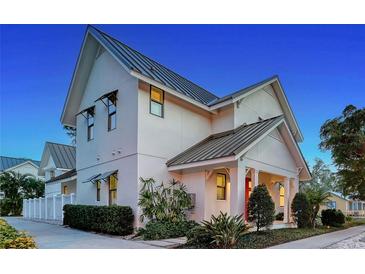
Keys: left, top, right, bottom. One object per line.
{"left": 0, "top": 156, "right": 40, "bottom": 172}
{"left": 39, "top": 142, "right": 76, "bottom": 175}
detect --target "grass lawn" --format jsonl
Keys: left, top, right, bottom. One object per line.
{"left": 237, "top": 219, "right": 365, "bottom": 249}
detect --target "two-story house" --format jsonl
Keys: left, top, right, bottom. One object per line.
{"left": 38, "top": 142, "right": 76, "bottom": 196}
{"left": 61, "top": 25, "right": 311, "bottom": 226}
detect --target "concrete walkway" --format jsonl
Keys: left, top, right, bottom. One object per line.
{"left": 269, "top": 225, "right": 365, "bottom": 249}
{"left": 3, "top": 217, "right": 159, "bottom": 249}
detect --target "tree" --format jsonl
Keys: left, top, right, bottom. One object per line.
{"left": 304, "top": 186, "right": 330, "bottom": 227}
{"left": 0, "top": 172, "right": 30, "bottom": 215}
{"left": 22, "top": 177, "right": 45, "bottom": 199}
{"left": 138, "top": 177, "right": 192, "bottom": 223}
{"left": 248, "top": 185, "right": 275, "bottom": 231}
{"left": 301, "top": 158, "right": 337, "bottom": 192}
{"left": 63, "top": 125, "right": 76, "bottom": 145}
{"left": 291, "top": 192, "right": 312, "bottom": 228}
{"left": 0, "top": 172, "right": 45, "bottom": 216}
{"left": 319, "top": 105, "right": 365, "bottom": 199}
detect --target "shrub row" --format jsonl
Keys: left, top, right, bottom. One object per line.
{"left": 137, "top": 220, "right": 197, "bottom": 240}
{"left": 0, "top": 218, "right": 36, "bottom": 249}
{"left": 321, "top": 209, "right": 345, "bottom": 227}
{"left": 63, "top": 204, "right": 134, "bottom": 236}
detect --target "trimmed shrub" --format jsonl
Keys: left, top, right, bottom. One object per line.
{"left": 186, "top": 225, "right": 214, "bottom": 248}
{"left": 275, "top": 212, "right": 284, "bottom": 221}
{"left": 291, "top": 192, "right": 312, "bottom": 228}
{"left": 137, "top": 220, "right": 197, "bottom": 240}
{"left": 248, "top": 185, "right": 275, "bottom": 231}
{"left": 321, "top": 209, "right": 345, "bottom": 227}
{"left": 63, "top": 204, "right": 134, "bottom": 236}
{"left": 0, "top": 218, "right": 36, "bottom": 249}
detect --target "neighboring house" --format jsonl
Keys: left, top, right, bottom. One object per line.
{"left": 38, "top": 142, "right": 76, "bottom": 196}
{"left": 321, "top": 192, "right": 365, "bottom": 216}
{"left": 61, "top": 25, "right": 311, "bottom": 226}
{"left": 0, "top": 156, "right": 42, "bottom": 199}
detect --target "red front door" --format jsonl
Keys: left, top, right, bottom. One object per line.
{"left": 245, "top": 177, "right": 252, "bottom": 221}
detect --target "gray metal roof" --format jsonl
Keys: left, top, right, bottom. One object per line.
{"left": 46, "top": 142, "right": 76, "bottom": 169}
{"left": 0, "top": 156, "right": 40, "bottom": 172}
{"left": 88, "top": 26, "right": 219, "bottom": 105}
{"left": 167, "top": 116, "right": 284, "bottom": 167}
{"left": 208, "top": 75, "right": 278, "bottom": 106}
{"left": 47, "top": 168, "right": 76, "bottom": 183}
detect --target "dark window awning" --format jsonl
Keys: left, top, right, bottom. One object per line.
{"left": 95, "top": 90, "right": 118, "bottom": 106}
{"left": 98, "top": 170, "right": 118, "bottom": 182}
{"left": 82, "top": 173, "right": 101, "bottom": 184}
{"left": 76, "top": 106, "right": 95, "bottom": 118}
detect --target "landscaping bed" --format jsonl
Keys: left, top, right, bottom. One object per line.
{"left": 183, "top": 219, "right": 365, "bottom": 249}
{"left": 0, "top": 218, "right": 36, "bottom": 249}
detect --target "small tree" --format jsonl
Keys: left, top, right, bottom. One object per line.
{"left": 248, "top": 185, "right": 275, "bottom": 231}
{"left": 291, "top": 192, "right": 312, "bottom": 228}
{"left": 304, "top": 185, "right": 330, "bottom": 227}
{"left": 138, "top": 177, "right": 192, "bottom": 223}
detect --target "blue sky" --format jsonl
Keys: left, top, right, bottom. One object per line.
{"left": 1, "top": 25, "right": 364, "bottom": 168}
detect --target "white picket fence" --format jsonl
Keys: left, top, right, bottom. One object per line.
{"left": 23, "top": 193, "right": 76, "bottom": 222}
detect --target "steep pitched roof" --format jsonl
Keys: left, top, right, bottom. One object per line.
{"left": 0, "top": 156, "right": 40, "bottom": 172}
{"left": 167, "top": 116, "right": 284, "bottom": 167}
{"left": 44, "top": 142, "right": 76, "bottom": 169}
{"left": 88, "top": 26, "right": 218, "bottom": 105}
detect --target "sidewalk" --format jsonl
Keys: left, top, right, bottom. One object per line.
{"left": 269, "top": 225, "right": 365, "bottom": 249}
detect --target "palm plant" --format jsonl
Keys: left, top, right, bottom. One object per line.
{"left": 200, "top": 212, "right": 247, "bottom": 249}
{"left": 0, "top": 172, "right": 32, "bottom": 215}
{"left": 138, "top": 177, "right": 192, "bottom": 223}
{"left": 303, "top": 185, "right": 330, "bottom": 228}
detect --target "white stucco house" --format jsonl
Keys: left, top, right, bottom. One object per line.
{"left": 38, "top": 142, "right": 76, "bottom": 196}
{"left": 60, "top": 25, "right": 311, "bottom": 226}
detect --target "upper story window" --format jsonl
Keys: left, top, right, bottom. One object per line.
{"left": 216, "top": 173, "right": 226, "bottom": 200}
{"left": 150, "top": 86, "right": 164, "bottom": 117}
{"left": 63, "top": 185, "right": 68, "bottom": 195}
{"left": 107, "top": 94, "right": 117, "bottom": 131}
{"left": 87, "top": 109, "right": 95, "bottom": 141}
{"left": 50, "top": 170, "right": 55, "bottom": 179}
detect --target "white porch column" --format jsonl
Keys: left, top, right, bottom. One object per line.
{"left": 283, "top": 177, "right": 290, "bottom": 223}
{"left": 53, "top": 195, "right": 56, "bottom": 220}
{"left": 70, "top": 193, "right": 75, "bottom": 204}
{"left": 251, "top": 168, "right": 259, "bottom": 188}
{"left": 230, "top": 160, "right": 246, "bottom": 218}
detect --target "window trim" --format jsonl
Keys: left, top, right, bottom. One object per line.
{"left": 87, "top": 109, "right": 94, "bottom": 141}
{"left": 216, "top": 173, "right": 227, "bottom": 201}
{"left": 107, "top": 95, "right": 117, "bottom": 131}
{"left": 108, "top": 175, "right": 118, "bottom": 206}
{"left": 149, "top": 85, "right": 164, "bottom": 118}
{"left": 63, "top": 185, "right": 68, "bottom": 195}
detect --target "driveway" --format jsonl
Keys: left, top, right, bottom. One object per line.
{"left": 3, "top": 217, "right": 159, "bottom": 249}
{"left": 269, "top": 225, "right": 365, "bottom": 249}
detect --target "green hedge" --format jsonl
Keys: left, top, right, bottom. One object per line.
{"left": 63, "top": 204, "right": 134, "bottom": 236}
{"left": 137, "top": 220, "right": 197, "bottom": 240}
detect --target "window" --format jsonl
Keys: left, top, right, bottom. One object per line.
{"left": 327, "top": 201, "right": 336, "bottom": 209}
{"left": 279, "top": 184, "right": 285, "bottom": 207}
{"left": 63, "top": 185, "right": 68, "bottom": 195}
{"left": 87, "top": 109, "right": 94, "bottom": 141}
{"left": 216, "top": 173, "right": 226, "bottom": 200}
{"left": 150, "top": 86, "right": 164, "bottom": 117}
{"left": 96, "top": 180, "right": 101, "bottom": 202}
{"left": 107, "top": 94, "right": 117, "bottom": 131}
{"left": 50, "top": 170, "right": 55, "bottom": 179}
{"left": 109, "top": 175, "right": 118, "bottom": 205}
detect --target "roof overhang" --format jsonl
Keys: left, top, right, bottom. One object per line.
{"left": 167, "top": 119, "right": 311, "bottom": 181}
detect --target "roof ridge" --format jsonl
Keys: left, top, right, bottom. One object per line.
{"left": 0, "top": 155, "right": 40, "bottom": 161}
{"left": 46, "top": 141, "right": 75, "bottom": 148}
{"left": 89, "top": 25, "right": 219, "bottom": 101}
